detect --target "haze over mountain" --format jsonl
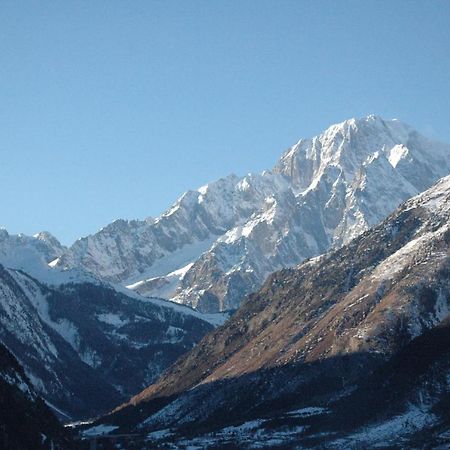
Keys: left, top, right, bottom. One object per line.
{"left": 49, "top": 115, "right": 450, "bottom": 313}
{"left": 100, "top": 174, "right": 450, "bottom": 449}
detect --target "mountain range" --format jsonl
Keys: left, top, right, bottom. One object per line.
{"left": 1, "top": 115, "right": 450, "bottom": 448}
{"left": 50, "top": 115, "right": 450, "bottom": 313}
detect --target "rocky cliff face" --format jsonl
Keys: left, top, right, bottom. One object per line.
{"left": 54, "top": 116, "right": 450, "bottom": 313}
{"left": 55, "top": 173, "right": 288, "bottom": 285}
{"left": 100, "top": 175, "right": 450, "bottom": 448}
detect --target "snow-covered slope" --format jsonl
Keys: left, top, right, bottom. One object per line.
{"left": 0, "top": 228, "right": 98, "bottom": 288}
{"left": 0, "top": 229, "right": 65, "bottom": 275}
{"left": 52, "top": 116, "right": 450, "bottom": 312}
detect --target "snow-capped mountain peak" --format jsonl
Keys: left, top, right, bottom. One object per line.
{"left": 18, "top": 115, "right": 450, "bottom": 313}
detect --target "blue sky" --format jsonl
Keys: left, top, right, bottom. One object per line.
{"left": 1, "top": 1, "right": 449, "bottom": 245}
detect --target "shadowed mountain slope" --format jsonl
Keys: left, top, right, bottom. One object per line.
{"left": 0, "top": 343, "right": 76, "bottom": 449}
{"left": 0, "top": 266, "right": 215, "bottom": 420}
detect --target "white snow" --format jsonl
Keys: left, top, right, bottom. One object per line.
{"left": 1, "top": 372, "right": 33, "bottom": 398}
{"left": 82, "top": 424, "right": 118, "bottom": 437}
{"left": 418, "top": 175, "right": 450, "bottom": 212}
{"left": 147, "top": 428, "right": 175, "bottom": 441}
{"left": 331, "top": 405, "right": 437, "bottom": 448}
{"left": 171, "top": 419, "right": 307, "bottom": 449}
{"left": 10, "top": 270, "right": 81, "bottom": 352}
{"left": 97, "top": 313, "right": 129, "bottom": 327}
{"left": 285, "top": 406, "right": 329, "bottom": 417}
{"left": 51, "top": 319, "right": 80, "bottom": 351}
{"left": 219, "top": 419, "right": 267, "bottom": 434}
{"left": 388, "top": 144, "right": 409, "bottom": 168}
{"left": 44, "top": 400, "right": 72, "bottom": 420}
{"left": 127, "top": 263, "right": 195, "bottom": 299}
{"left": 26, "top": 372, "right": 47, "bottom": 394}
{"left": 125, "top": 237, "right": 216, "bottom": 284}
{"left": 371, "top": 231, "right": 432, "bottom": 282}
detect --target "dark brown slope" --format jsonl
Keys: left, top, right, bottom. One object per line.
{"left": 104, "top": 176, "right": 450, "bottom": 444}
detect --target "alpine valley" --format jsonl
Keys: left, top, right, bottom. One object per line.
{"left": 1, "top": 115, "right": 450, "bottom": 449}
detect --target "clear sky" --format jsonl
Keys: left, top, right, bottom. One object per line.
{"left": 1, "top": 1, "right": 449, "bottom": 245}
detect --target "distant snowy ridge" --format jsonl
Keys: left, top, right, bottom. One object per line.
{"left": 0, "top": 227, "right": 225, "bottom": 325}
{"left": 53, "top": 170, "right": 290, "bottom": 307}
{"left": 0, "top": 228, "right": 65, "bottom": 275}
